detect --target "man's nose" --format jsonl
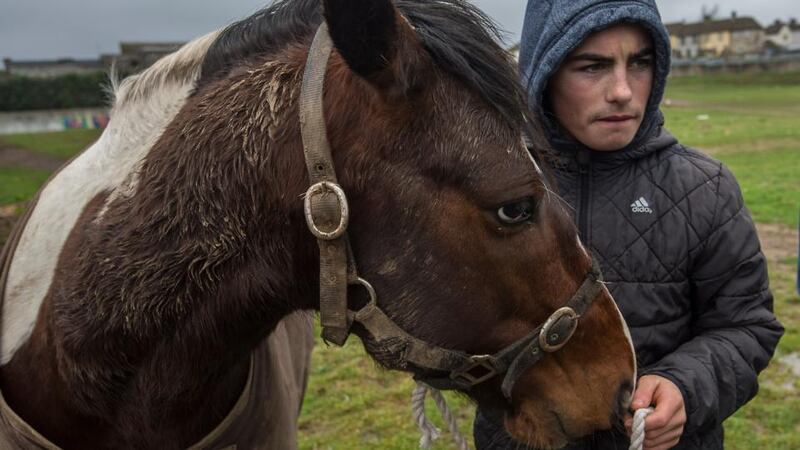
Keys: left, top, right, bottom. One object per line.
{"left": 607, "top": 69, "right": 633, "bottom": 104}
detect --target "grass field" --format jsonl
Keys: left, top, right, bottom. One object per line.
{"left": 662, "top": 71, "right": 800, "bottom": 228}
{"left": 0, "top": 167, "right": 51, "bottom": 205}
{"left": 0, "top": 128, "right": 101, "bottom": 159}
{"left": 0, "top": 72, "right": 797, "bottom": 449}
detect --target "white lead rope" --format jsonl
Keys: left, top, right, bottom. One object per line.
{"left": 412, "top": 382, "right": 651, "bottom": 450}
{"left": 629, "top": 407, "right": 654, "bottom": 450}
{"left": 412, "top": 383, "right": 470, "bottom": 450}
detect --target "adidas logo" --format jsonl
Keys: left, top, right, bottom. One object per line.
{"left": 631, "top": 197, "right": 653, "bottom": 214}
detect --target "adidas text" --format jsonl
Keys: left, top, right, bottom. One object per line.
{"left": 631, "top": 197, "right": 653, "bottom": 214}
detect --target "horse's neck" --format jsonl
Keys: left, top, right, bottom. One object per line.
{"left": 0, "top": 40, "right": 318, "bottom": 446}
{"left": 1, "top": 30, "right": 221, "bottom": 367}
{"left": 0, "top": 168, "right": 309, "bottom": 447}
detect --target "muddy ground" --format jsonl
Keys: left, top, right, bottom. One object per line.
{"left": 0, "top": 144, "right": 65, "bottom": 172}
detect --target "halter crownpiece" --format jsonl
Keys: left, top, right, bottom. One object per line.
{"left": 298, "top": 22, "right": 604, "bottom": 399}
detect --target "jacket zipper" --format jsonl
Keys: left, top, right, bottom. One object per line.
{"left": 577, "top": 150, "right": 591, "bottom": 245}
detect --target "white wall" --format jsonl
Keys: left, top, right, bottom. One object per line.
{"left": 0, "top": 108, "right": 109, "bottom": 135}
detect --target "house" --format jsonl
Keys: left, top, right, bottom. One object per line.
{"left": 666, "top": 13, "right": 764, "bottom": 59}
{"left": 507, "top": 42, "right": 521, "bottom": 62}
{"left": 666, "top": 22, "right": 700, "bottom": 59}
{"left": 2, "top": 41, "right": 185, "bottom": 79}
{"left": 2, "top": 58, "right": 105, "bottom": 78}
{"left": 765, "top": 19, "right": 800, "bottom": 51}
{"left": 104, "top": 42, "right": 184, "bottom": 75}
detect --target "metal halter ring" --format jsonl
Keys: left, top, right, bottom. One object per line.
{"left": 351, "top": 277, "right": 378, "bottom": 308}
{"left": 538, "top": 307, "right": 579, "bottom": 352}
{"left": 304, "top": 181, "right": 350, "bottom": 240}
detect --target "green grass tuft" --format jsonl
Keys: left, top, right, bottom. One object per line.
{"left": 0, "top": 167, "right": 50, "bottom": 205}
{"left": 719, "top": 147, "right": 800, "bottom": 228}
{"left": 0, "top": 128, "right": 102, "bottom": 159}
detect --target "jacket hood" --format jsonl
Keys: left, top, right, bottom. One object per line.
{"left": 519, "top": 0, "right": 672, "bottom": 150}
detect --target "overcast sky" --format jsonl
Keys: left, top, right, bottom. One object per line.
{"left": 1, "top": 0, "right": 797, "bottom": 68}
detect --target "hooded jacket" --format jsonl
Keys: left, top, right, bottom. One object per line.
{"left": 474, "top": 1, "right": 784, "bottom": 449}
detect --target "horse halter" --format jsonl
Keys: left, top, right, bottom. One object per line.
{"left": 299, "top": 23, "right": 605, "bottom": 399}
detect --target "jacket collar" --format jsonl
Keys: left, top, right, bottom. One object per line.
{"left": 542, "top": 112, "right": 678, "bottom": 170}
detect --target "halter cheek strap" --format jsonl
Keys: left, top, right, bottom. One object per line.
{"left": 298, "top": 22, "right": 605, "bottom": 400}
{"left": 299, "top": 23, "right": 352, "bottom": 346}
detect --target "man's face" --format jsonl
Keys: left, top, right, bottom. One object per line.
{"left": 547, "top": 24, "right": 654, "bottom": 151}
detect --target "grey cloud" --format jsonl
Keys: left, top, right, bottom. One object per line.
{"left": 0, "top": 0, "right": 796, "bottom": 66}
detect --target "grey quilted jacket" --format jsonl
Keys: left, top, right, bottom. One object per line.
{"left": 473, "top": 126, "right": 785, "bottom": 449}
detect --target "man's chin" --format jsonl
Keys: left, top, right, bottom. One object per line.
{"left": 581, "top": 134, "right": 636, "bottom": 152}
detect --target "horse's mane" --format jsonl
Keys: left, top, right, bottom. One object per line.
{"left": 111, "top": 30, "right": 221, "bottom": 109}
{"left": 199, "top": 0, "right": 533, "bottom": 131}
{"left": 109, "top": 0, "right": 534, "bottom": 132}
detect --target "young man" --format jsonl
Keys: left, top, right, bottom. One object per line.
{"left": 474, "top": 0, "right": 784, "bottom": 449}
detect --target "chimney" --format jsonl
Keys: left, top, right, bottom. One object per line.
{"left": 731, "top": 11, "right": 737, "bottom": 19}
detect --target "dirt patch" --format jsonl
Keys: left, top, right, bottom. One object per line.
{"left": 757, "top": 223, "right": 798, "bottom": 265}
{"left": 0, "top": 216, "right": 15, "bottom": 248}
{"left": 0, "top": 145, "right": 65, "bottom": 172}
{"left": 783, "top": 353, "right": 800, "bottom": 376}
{"left": 662, "top": 99, "right": 800, "bottom": 117}
{"left": 0, "top": 203, "right": 24, "bottom": 247}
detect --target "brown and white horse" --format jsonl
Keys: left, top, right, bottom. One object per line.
{"left": 0, "top": 0, "right": 635, "bottom": 448}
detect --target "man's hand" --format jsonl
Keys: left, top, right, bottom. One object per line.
{"left": 625, "top": 375, "right": 687, "bottom": 450}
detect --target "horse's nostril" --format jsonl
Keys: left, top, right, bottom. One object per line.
{"left": 616, "top": 380, "right": 634, "bottom": 416}
{"left": 621, "top": 387, "right": 633, "bottom": 409}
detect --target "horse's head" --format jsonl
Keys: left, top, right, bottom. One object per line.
{"left": 313, "top": 0, "right": 635, "bottom": 447}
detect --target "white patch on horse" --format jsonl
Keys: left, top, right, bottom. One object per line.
{"left": 1, "top": 31, "right": 220, "bottom": 365}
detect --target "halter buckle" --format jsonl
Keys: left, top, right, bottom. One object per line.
{"left": 304, "top": 181, "right": 350, "bottom": 240}
{"left": 538, "top": 307, "right": 579, "bottom": 352}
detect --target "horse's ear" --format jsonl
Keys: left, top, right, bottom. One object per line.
{"left": 323, "top": 0, "right": 419, "bottom": 90}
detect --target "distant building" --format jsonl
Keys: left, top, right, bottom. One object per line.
{"left": 3, "top": 58, "right": 105, "bottom": 78}
{"left": 764, "top": 19, "right": 800, "bottom": 52}
{"left": 104, "top": 42, "right": 184, "bottom": 75}
{"left": 3, "top": 41, "right": 185, "bottom": 79}
{"left": 666, "top": 13, "right": 764, "bottom": 59}
{"left": 507, "top": 43, "right": 520, "bottom": 62}
{"left": 666, "top": 22, "right": 701, "bottom": 59}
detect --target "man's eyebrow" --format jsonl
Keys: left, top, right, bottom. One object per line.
{"left": 567, "top": 47, "right": 654, "bottom": 64}
{"left": 566, "top": 53, "right": 613, "bottom": 64}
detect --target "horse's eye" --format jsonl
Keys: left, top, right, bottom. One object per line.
{"left": 497, "top": 199, "right": 536, "bottom": 225}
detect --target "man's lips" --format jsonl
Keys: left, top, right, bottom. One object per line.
{"left": 597, "top": 115, "right": 636, "bottom": 122}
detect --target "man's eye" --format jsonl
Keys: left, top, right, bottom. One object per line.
{"left": 497, "top": 199, "right": 536, "bottom": 225}
{"left": 630, "top": 58, "right": 653, "bottom": 70}
{"left": 580, "top": 63, "right": 605, "bottom": 73}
